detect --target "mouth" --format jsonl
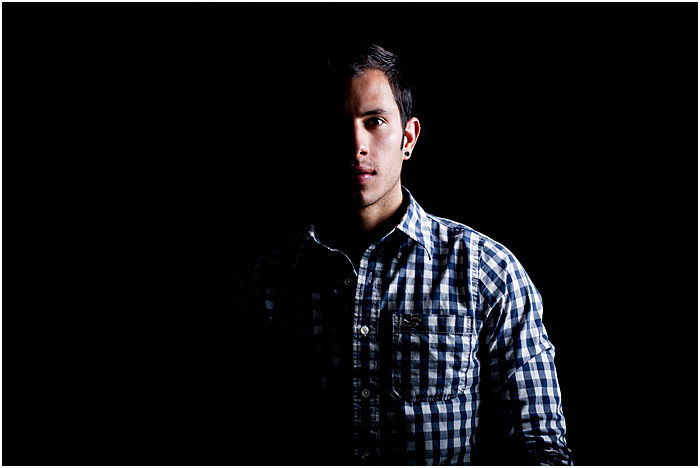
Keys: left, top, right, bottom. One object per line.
{"left": 351, "top": 168, "right": 377, "bottom": 185}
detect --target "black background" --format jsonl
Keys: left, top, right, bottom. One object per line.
{"left": 3, "top": 2, "right": 698, "bottom": 466}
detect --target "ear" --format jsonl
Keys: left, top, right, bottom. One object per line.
{"left": 402, "top": 117, "right": 421, "bottom": 160}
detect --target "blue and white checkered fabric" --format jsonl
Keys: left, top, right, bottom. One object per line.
{"left": 233, "top": 187, "right": 571, "bottom": 465}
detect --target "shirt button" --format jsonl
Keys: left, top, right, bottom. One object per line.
{"left": 360, "top": 325, "right": 370, "bottom": 335}
{"left": 344, "top": 277, "right": 354, "bottom": 286}
{"left": 361, "top": 388, "right": 371, "bottom": 398}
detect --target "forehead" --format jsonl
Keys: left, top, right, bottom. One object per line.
{"left": 343, "top": 69, "right": 399, "bottom": 115}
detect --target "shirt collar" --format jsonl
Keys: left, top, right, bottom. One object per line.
{"left": 394, "top": 186, "right": 434, "bottom": 259}
{"left": 302, "top": 186, "right": 434, "bottom": 260}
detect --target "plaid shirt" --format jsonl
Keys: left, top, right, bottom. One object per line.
{"left": 232, "top": 187, "right": 571, "bottom": 465}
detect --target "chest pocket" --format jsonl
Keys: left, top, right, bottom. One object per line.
{"left": 391, "top": 312, "right": 474, "bottom": 402}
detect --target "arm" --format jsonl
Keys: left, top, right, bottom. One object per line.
{"left": 479, "top": 238, "right": 572, "bottom": 465}
{"left": 215, "top": 261, "right": 292, "bottom": 464}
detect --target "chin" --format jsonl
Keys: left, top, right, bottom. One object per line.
{"left": 355, "top": 188, "right": 388, "bottom": 209}
{"left": 349, "top": 188, "right": 375, "bottom": 208}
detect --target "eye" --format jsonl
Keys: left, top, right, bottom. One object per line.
{"left": 365, "top": 117, "right": 386, "bottom": 128}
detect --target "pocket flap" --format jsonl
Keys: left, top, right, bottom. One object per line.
{"left": 394, "top": 313, "right": 473, "bottom": 336}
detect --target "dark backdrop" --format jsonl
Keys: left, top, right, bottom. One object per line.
{"left": 4, "top": 3, "right": 698, "bottom": 466}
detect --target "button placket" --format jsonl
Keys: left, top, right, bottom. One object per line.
{"left": 365, "top": 266, "right": 382, "bottom": 453}
{"left": 351, "top": 243, "right": 382, "bottom": 459}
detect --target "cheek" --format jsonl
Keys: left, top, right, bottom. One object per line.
{"left": 380, "top": 151, "right": 404, "bottom": 179}
{"left": 374, "top": 131, "right": 403, "bottom": 156}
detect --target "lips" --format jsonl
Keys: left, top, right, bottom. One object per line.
{"left": 352, "top": 165, "right": 376, "bottom": 175}
{"left": 351, "top": 166, "right": 377, "bottom": 185}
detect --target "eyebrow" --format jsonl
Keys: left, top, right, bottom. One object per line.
{"left": 359, "top": 108, "right": 389, "bottom": 117}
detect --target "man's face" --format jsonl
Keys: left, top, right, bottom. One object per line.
{"left": 337, "top": 69, "right": 407, "bottom": 208}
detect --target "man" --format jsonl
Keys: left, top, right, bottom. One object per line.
{"left": 227, "top": 43, "right": 572, "bottom": 465}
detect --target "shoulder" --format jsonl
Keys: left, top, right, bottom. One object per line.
{"left": 426, "top": 214, "right": 512, "bottom": 259}
{"left": 426, "top": 215, "right": 541, "bottom": 322}
{"left": 426, "top": 213, "right": 481, "bottom": 245}
{"left": 233, "top": 229, "right": 309, "bottom": 289}
{"left": 426, "top": 213, "right": 527, "bottom": 284}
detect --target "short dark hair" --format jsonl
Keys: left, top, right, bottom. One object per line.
{"left": 326, "top": 42, "right": 414, "bottom": 130}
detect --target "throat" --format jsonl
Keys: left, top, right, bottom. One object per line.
{"left": 354, "top": 183, "right": 405, "bottom": 234}
{"left": 339, "top": 198, "right": 409, "bottom": 270}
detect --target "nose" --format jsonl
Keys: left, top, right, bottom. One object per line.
{"left": 352, "top": 121, "right": 369, "bottom": 159}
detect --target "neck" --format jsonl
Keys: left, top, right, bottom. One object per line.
{"left": 315, "top": 183, "right": 406, "bottom": 263}
{"left": 352, "top": 182, "right": 405, "bottom": 237}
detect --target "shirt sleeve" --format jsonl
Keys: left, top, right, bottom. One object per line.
{"left": 227, "top": 259, "right": 278, "bottom": 375}
{"left": 479, "top": 237, "right": 572, "bottom": 465}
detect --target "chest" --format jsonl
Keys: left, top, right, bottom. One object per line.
{"left": 269, "top": 241, "right": 478, "bottom": 362}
